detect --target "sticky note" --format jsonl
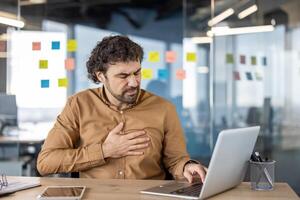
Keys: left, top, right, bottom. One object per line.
{"left": 240, "top": 55, "right": 245, "bottom": 64}
{"left": 262, "top": 57, "right": 267, "bottom": 66}
{"left": 0, "top": 41, "right": 6, "bottom": 52}
{"left": 226, "top": 54, "right": 234, "bottom": 64}
{"left": 67, "top": 39, "right": 77, "bottom": 52}
{"left": 65, "top": 58, "right": 75, "bottom": 70}
{"left": 141, "top": 68, "right": 153, "bottom": 79}
{"left": 255, "top": 72, "right": 263, "bottom": 81}
{"left": 58, "top": 78, "right": 68, "bottom": 87}
{"left": 233, "top": 71, "right": 240, "bottom": 81}
{"left": 39, "top": 60, "right": 48, "bottom": 69}
{"left": 186, "top": 52, "right": 196, "bottom": 62}
{"left": 165, "top": 51, "right": 176, "bottom": 63}
{"left": 32, "top": 42, "right": 41, "bottom": 51}
{"left": 176, "top": 69, "right": 186, "bottom": 80}
{"left": 251, "top": 56, "right": 256, "bottom": 65}
{"left": 41, "top": 80, "right": 49, "bottom": 88}
{"left": 246, "top": 72, "right": 253, "bottom": 80}
{"left": 148, "top": 51, "right": 160, "bottom": 62}
{"left": 52, "top": 41, "right": 60, "bottom": 50}
{"left": 158, "top": 69, "right": 169, "bottom": 80}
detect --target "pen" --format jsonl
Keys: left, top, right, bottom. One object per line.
{"left": 251, "top": 152, "right": 274, "bottom": 187}
{"left": 254, "top": 152, "right": 263, "bottom": 162}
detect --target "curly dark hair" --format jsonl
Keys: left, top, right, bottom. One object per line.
{"left": 86, "top": 35, "right": 144, "bottom": 84}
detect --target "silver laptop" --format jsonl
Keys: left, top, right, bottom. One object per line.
{"left": 141, "top": 126, "right": 260, "bottom": 199}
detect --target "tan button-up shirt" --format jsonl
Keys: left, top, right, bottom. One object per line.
{"left": 37, "top": 87, "right": 191, "bottom": 180}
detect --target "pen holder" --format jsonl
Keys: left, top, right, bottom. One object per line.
{"left": 249, "top": 160, "right": 275, "bottom": 190}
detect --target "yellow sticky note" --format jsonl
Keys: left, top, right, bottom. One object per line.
{"left": 39, "top": 60, "right": 48, "bottom": 69}
{"left": 58, "top": 78, "right": 68, "bottom": 87}
{"left": 186, "top": 52, "right": 196, "bottom": 62}
{"left": 148, "top": 51, "right": 160, "bottom": 62}
{"left": 65, "top": 58, "right": 75, "bottom": 70}
{"left": 141, "top": 68, "right": 153, "bottom": 79}
{"left": 67, "top": 39, "right": 77, "bottom": 52}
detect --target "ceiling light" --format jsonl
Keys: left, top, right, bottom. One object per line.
{"left": 208, "top": 8, "right": 234, "bottom": 26}
{"left": 0, "top": 16, "right": 25, "bottom": 28}
{"left": 191, "top": 37, "right": 212, "bottom": 44}
{"left": 207, "top": 25, "right": 274, "bottom": 36}
{"left": 20, "top": 0, "right": 46, "bottom": 6}
{"left": 238, "top": 5, "right": 258, "bottom": 19}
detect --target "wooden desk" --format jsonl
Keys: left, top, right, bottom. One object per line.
{"left": 2, "top": 176, "right": 299, "bottom": 199}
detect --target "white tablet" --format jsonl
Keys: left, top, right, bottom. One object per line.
{"left": 36, "top": 186, "right": 86, "bottom": 200}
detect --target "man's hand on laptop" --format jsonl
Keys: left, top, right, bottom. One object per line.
{"left": 183, "top": 162, "right": 207, "bottom": 183}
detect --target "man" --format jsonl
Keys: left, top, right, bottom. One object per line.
{"left": 37, "top": 35, "right": 207, "bottom": 183}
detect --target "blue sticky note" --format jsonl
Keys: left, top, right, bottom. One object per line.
{"left": 41, "top": 80, "right": 50, "bottom": 88}
{"left": 262, "top": 57, "right": 267, "bottom": 66}
{"left": 52, "top": 41, "right": 60, "bottom": 50}
{"left": 246, "top": 72, "right": 253, "bottom": 80}
{"left": 158, "top": 69, "right": 169, "bottom": 80}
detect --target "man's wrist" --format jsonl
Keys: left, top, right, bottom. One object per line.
{"left": 183, "top": 160, "right": 199, "bottom": 171}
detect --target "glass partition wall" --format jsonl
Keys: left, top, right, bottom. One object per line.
{"left": 184, "top": 0, "right": 300, "bottom": 194}
{"left": 1, "top": 0, "right": 300, "bottom": 193}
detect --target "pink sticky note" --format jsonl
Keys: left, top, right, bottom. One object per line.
{"left": 165, "top": 51, "right": 176, "bottom": 63}
{"left": 233, "top": 71, "right": 241, "bottom": 81}
{"left": 240, "top": 55, "right": 246, "bottom": 64}
{"left": 32, "top": 42, "right": 41, "bottom": 51}
{"left": 0, "top": 41, "right": 7, "bottom": 52}
{"left": 176, "top": 69, "right": 186, "bottom": 80}
{"left": 65, "top": 58, "right": 75, "bottom": 70}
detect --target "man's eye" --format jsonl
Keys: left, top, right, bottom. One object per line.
{"left": 119, "top": 76, "right": 128, "bottom": 79}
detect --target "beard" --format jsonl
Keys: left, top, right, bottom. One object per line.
{"left": 106, "top": 84, "right": 140, "bottom": 104}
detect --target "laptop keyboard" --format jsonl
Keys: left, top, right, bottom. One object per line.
{"left": 170, "top": 183, "right": 203, "bottom": 197}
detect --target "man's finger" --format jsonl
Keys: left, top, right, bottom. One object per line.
{"left": 183, "top": 171, "right": 193, "bottom": 183}
{"left": 194, "top": 166, "right": 206, "bottom": 183}
{"left": 126, "top": 130, "right": 146, "bottom": 140}
{"left": 129, "top": 137, "right": 150, "bottom": 145}
{"left": 128, "top": 143, "right": 149, "bottom": 151}
{"left": 126, "top": 151, "right": 144, "bottom": 156}
{"left": 110, "top": 122, "right": 124, "bottom": 134}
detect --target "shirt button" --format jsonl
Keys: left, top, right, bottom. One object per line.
{"left": 118, "top": 170, "right": 123, "bottom": 175}
{"left": 120, "top": 110, "right": 123, "bottom": 114}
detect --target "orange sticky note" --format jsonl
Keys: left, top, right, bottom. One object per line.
{"left": 58, "top": 78, "right": 68, "bottom": 87}
{"left": 141, "top": 68, "right": 153, "bottom": 79}
{"left": 67, "top": 39, "right": 77, "bottom": 52}
{"left": 186, "top": 52, "right": 196, "bottom": 62}
{"left": 39, "top": 60, "right": 48, "bottom": 69}
{"left": 176, "top": 69, "right": 186, "bottom": 80}
{"left": 165, "top": 51, "right": 176, "bottom": 63}
{"left": 65, "top": 58, "right": 75, "bottom": 70}
{"left": 32, "top": 42, "right": 41, "bottom": 51}
{"left": 148, "top": 51, "right": 160, "bottom": 62}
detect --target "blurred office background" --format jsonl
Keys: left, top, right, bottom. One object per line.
{"left": 0, "top": 0, "right": 300, "bottom": 195}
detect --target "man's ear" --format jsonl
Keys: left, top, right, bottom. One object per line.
{"left": 95, "top": 72, "right": 105, "bottom": 83}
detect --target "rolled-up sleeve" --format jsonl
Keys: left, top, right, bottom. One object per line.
{"left": 37, "top": 96, "right": 106, "bottom": 176}
{"left": 162, "top": 103, "right": 191, "bottom": 180}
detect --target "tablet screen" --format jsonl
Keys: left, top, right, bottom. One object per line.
{"left": 40, "top": 186, "right": 85, "bottom": 198}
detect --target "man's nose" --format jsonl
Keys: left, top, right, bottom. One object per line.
{"left": 127, "top": 74, "right": 139, "bottom": 87}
